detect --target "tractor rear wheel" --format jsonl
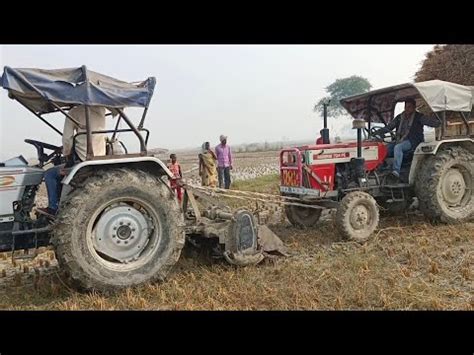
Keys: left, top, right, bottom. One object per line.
{"left": 415, "top": 146, "right": 473, "bottom": 223}
{"left": 335, "top": 191, "right": 379, "bottom": 242}
{"left": 52, "top": 168, "right": 185, "bottom": 293}
{"left": 285, "top": 205, "right": 322, "bottom": 228}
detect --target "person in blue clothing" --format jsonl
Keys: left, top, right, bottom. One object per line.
{"left": 376, "top": 98, "right": 440, "bottom": 179}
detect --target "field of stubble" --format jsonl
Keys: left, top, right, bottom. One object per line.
{"left": 0, "top": 150, "right": 472, "bottom": 310}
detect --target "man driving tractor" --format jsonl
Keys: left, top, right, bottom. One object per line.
{"left": 376, "top": 98, "right": 441, "bottom": 180}
{"left": 37, "top": 105, "right": 106, "bottom": 218}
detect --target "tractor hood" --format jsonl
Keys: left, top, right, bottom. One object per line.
{"left": 340, "top": 80, "right": 473, "bottom": 124}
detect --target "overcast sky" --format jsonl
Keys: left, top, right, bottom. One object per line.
{"left": 0, "top": 45, "right": 433, "bottom": 161}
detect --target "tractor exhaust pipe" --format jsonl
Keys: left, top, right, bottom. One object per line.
{"left": 321, "top": 101, "right": 330, "bottom": 144}
{"left": 357, "top": 126, "right": 362, "bottom": 158}
{"left": 352, "top": 119, "right": 366, "bottom": 183}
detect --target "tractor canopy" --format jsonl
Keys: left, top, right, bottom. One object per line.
{"left": 340, "top": 80, "right": 474, "bottom": 125}
{"left": 0, "top": 66, "right": 156, "bottom": 113}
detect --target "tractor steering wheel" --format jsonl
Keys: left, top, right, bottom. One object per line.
{"left": 369, "top": 127, "right": 396, "bottom": 143}
{"left": 24, "top": 139, "right": 64, "bottom": 168}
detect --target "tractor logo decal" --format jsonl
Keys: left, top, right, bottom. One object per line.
{"left": 314, "top": 152, "right": 350, "bottom": 160}
{"left": 0, "top": 176, "right": 15, "bottom": 186}
{"left": 308, "top": 147, "right": 379, "bottom": 165}
{"left": 281, "top": 169, "right": 298, "bottom": 186}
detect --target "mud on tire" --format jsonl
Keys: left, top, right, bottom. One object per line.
{"left": 415, "top": 146, "right": 474, "bottom": 223}
{"left": 335, "top": 191, "right": 379, "bottom": 242}
{"left": 285, "top": 205, "right": 322, "bottom": 228}
{"left": 52, "top": 168, "right": 185, "bottom": 293}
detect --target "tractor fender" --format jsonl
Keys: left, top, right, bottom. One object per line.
{"left": 408, "top": 138, "right": 474, "bottom": 184}
{"left": 62, "top": 156, "right": 174, "bottom": 186}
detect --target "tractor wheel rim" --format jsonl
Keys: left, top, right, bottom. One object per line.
{"left": 86, "top": 197, "right": 161, "bottom": 271}
{"left": 350, "top": 204, "right": 370, "bottom": 230}
{"left": 441, "top": 168, "right": 468, "bottom": 207}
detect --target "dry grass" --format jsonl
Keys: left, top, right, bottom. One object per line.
{"left": 0, "top": 174, "right": 472, "bottom": 310}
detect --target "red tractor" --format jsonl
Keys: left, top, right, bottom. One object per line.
{"left": 280, "top": 80, "right": 474, "bottom": 241}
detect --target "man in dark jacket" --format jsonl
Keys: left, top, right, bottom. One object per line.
{"left": 377, "top": 98, "right": 440, "bottom": 179}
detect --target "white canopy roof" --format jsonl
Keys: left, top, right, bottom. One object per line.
{"left": 340, "top": 80, "right": 473, "bottom": 123}
{"left": 414, "top": 80, "right": 473, "bottom": 112}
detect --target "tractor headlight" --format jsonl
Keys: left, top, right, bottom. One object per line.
{"left": 421, "top": 145, "right": 435, "bottom": 153}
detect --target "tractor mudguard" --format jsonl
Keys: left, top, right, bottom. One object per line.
{"left": 409, "top": 138, "right": 474, "bottom": 184}
{"left": 62, "top": 156, "right": 174, "bottom": 185}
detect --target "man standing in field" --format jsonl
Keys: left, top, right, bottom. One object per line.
{"left": 215, "top": 135, "right": 232, "bottom": 189}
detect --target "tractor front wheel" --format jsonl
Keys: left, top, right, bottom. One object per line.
{"left": 335, "top": 191, "right": 379, "bottom": 242}
{"left": 285, "top": 205, "right": 322, "bottom": 228}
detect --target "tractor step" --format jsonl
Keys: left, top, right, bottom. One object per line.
{"left": 381, "top": 184, "right": 410, "bottom": 202}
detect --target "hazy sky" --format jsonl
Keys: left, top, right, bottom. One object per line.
{"left": 0, "top": 45, "right": 433, "bottom": 161}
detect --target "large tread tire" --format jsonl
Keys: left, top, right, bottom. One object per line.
{"left": 415, "top": 147, "right": 474, "bottom": 223}
{"left": 335, "top": 191, "right": 379, "bottom": 242}
{"left": 285, "top": 205, "right": 322, "bottom": 228}
{"left": 52, "top": 168, "right": 185, "bottom": 293}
